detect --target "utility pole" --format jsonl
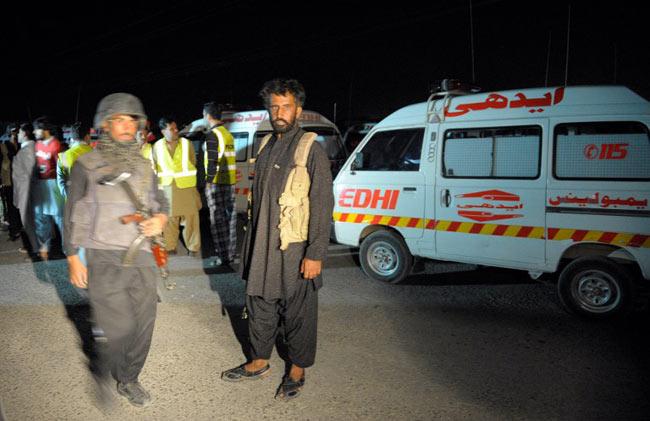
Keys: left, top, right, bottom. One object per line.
{"left": 564, "top": 4, "right": 571, "bottom": 86}
{"left": 347, "top": 78, "right": 353, "bottom": 128}
{"left": 613, "top": 43, "right": 618, "bottom": 84}
{"left": 75, "top": 84, "right": 82, "bottom": 122}
{"left": 469, "top": 0, "right": 476, "bottom": 83}
{"left": 545, "top": 31, "right": 552, "bottom": 87}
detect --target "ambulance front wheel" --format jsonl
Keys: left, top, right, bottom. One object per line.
{"left": 557, "top": 256, "right": 633, "bottom": 319}
{"left": 360, "top": 230, "right": 413, "bottom": 284}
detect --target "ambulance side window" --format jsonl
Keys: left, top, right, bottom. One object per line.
{"left": 357, "top": 128, "right": 424, "bottom": 171}
{"left": 554, "top": 122, "right": 650, "bottom": 180}
{"left": 232, "top": 132, "right": 248, "bottom": 162}
{"left": 443, "top": 126, "right": 541, "bottom": 179}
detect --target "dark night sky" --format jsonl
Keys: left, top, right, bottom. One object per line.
{"left": 2, "top": 0, "right": 648, "bottom": 130}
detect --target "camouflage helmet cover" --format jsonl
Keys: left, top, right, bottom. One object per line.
{"left": 93, "top": 92, "right": 147, "bottom": 129}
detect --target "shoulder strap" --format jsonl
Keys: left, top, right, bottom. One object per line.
{"left": 294, "top": 132, "right": 317, "bottom": 167}
{"left": 257, "top": 134, "right": 273, "bottom": 156}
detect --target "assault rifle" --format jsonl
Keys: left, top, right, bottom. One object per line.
{"left": 98, "top": 173, "right": 169, "bottom": 278}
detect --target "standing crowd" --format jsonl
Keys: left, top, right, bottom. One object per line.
{"left": 0, "top": 78, "right": 334, "bottom": 408}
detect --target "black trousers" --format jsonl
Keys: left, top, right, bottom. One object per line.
{"left": 88, "top": 257, "right": 158, "bottom": 383}
{"left": 247, "top": 280, "right": 318, "bottom": 368}
{"left": 1, "top": 185, "right": 20, "bottom": 236}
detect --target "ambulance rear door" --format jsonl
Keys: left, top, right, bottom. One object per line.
{"left": 435, "top": 119, "right": 548, "bottom": 268}
{"left": 546, "top": 117, "right": 650, "bottom": 274}
{"left": 335, "top": 127, "right": 426, "bottom": 245}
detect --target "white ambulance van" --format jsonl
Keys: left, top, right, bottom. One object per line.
{"left": 333, "top": 81, "right": 650, "bottom": 318}
{"left": 181, "top": 109, "right": 346, "bottom": 213}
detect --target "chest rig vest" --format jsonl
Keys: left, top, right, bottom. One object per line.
{"left": 252, "top": 132, "right": 317, "bottom": 250}
{"left": 70, "top": 150, "right": 157, "bottom": 251}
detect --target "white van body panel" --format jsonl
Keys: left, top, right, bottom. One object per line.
{"left": 184, "top": 110, "right": 342, "bottom": 213}
{"left": 334, "top": 86, "right": 650, "bottom": 280}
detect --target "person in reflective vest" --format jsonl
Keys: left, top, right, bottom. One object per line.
{"left": 152, "top": 117, "right": 202, "bottom": 258}
{"left": 202, "top": 102, "right": 237, "bottom": 267}
{"left": 56, "top": 122, "right": 93, "bottom": 200}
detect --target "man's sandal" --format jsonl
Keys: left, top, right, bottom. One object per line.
{"left": 221, "top": 364, "right": 271, "bottom": 382}
{"left": 275, "top": 375, "right": 305, "bottom": 401}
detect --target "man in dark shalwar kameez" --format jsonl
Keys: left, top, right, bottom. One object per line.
{"left": 222, "top": 79, "right": 334, "bottom": 401}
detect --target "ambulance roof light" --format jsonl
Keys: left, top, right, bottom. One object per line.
{"left": 430, "top": 79, "right": 481, "bottom": 96}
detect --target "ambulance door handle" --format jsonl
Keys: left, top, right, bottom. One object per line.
{"left": 403, "top": 187, "right": 416, "bottom": 192}
{"left": 441, "top": 189, "right": 451, "bottom": 207}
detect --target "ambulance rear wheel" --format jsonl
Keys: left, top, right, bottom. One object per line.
{"left": 360, "top": 230, "right": 413, "bottom": 284}
{"left": 557, "top": 256, "right": 633, "bottom": 319}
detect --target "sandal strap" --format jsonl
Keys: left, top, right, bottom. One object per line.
{"left": 281, "top": 376, "right": 305, "bottom": 389}
{"left": 231, "top": 364, "right": 269, "bottom": 377}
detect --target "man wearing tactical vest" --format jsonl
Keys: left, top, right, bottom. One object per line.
{"left": 222, "top": 79, "right": 334, "bottom": 401}
{"left": 56, "top": 122, "right": 93, "bottom": 200}
{"left": 65, "top": 93, "right": 169, "bottom": 409}
{"left": 151, "top": 117, "right": 202, "bottom": 259}
{"left": 203, "top": 102, "right": 237, "bottom": 267}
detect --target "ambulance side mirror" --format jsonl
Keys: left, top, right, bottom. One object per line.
{"left": 351, "top": 152, "right": 363, "bottom": 171}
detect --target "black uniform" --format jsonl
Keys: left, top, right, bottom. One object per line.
{"left": 64, "top": 152, "right": 168, "bottom": 383}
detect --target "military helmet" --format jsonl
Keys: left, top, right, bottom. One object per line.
{"left": 93, "top": 92, "right": 147, "bottom": 129}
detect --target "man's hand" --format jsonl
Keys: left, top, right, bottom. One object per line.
{"left": 300, "top": 258, "right": 322, "bottom": 280}
{"left": 139, "top": 213, "right": 168, "bottom": 237}
{"left": 68, "top": 254, "right": 88, "bottom": 288}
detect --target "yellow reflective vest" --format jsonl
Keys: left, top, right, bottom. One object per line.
{"left": 204, "top": 126, "right": 236, "bottom": 185}
{"left": 57, "top": 142, "right": 93, "bottom": 199}
{"left": 141, "top": 143, "right": 155, "bottom": 170}
{"left": 153, "top": 137, "right": 197, "bottom": 188}
{"left": 58, "top": 143, "right": 93, "bottom": 173}
{"left": 141, "top": 142, "right": 153, "bottom": 160}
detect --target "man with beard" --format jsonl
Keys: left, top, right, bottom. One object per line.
{"left": 203, "top": 102, "right": 237, "bottom": 267}
{"left": 222, "top": 79, "right": 333, "bottom": 401}
{"left": 65, "top": 93, "right": 168, "bottom": 408}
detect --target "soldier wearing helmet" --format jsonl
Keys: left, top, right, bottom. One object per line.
{"left": 64, "top": 92, "right": 169, "bottom": 409}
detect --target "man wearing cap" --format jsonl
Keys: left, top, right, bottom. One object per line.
{"left": 64, "top": 93, "right": 169, "bottom": 408}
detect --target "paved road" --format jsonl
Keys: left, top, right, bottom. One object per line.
{"left": 0, "top": 228, "right": 649, "bottom": 420}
